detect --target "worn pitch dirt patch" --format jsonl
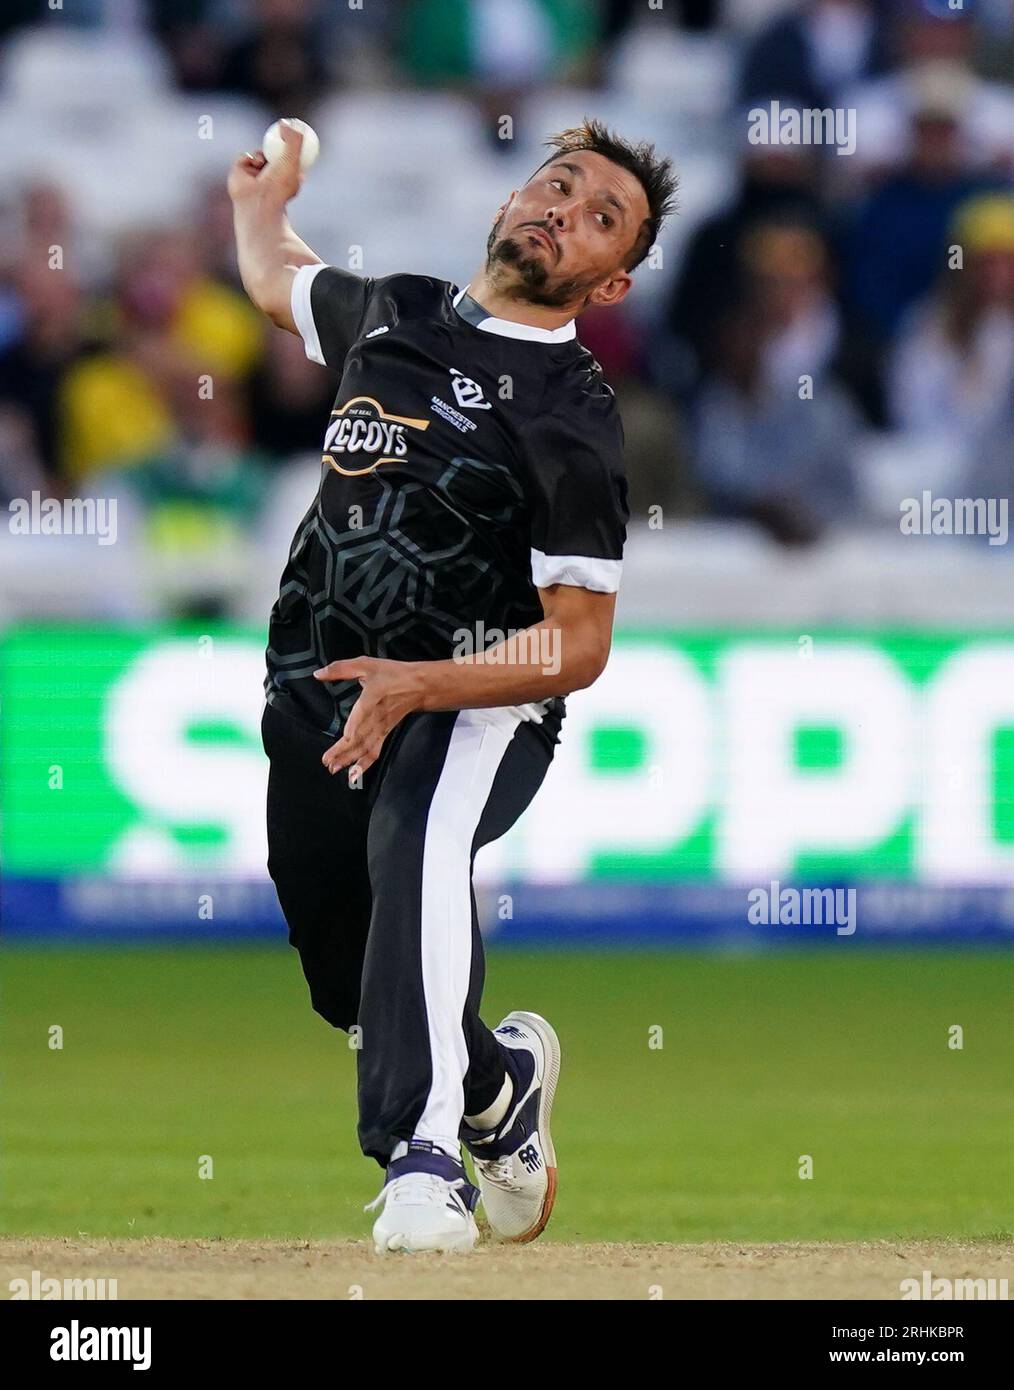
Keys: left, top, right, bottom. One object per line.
{"left": 2, "top": 1237, "right": 1011, "bottom": 1300}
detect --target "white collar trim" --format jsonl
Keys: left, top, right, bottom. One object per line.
{"left": 453, "top": 287, "right": 576, "bottom": 343}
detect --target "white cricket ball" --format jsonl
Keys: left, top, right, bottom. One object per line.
{"left": 262, "top": 118, "right": 320, "bottom": 170}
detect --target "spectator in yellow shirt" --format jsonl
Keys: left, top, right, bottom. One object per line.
{"left": 59, "top": 227, "right": 263, "bottom": 481}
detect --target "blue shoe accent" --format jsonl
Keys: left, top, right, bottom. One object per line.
{"left": 460, "top": 1033, "right": 539, "bottom": 1161}
{"left": 386, "top": 1141, "right": 480, "bottom": 1213}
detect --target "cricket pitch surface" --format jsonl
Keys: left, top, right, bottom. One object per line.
{"left": 3, "top": 1238, "right": 1011, "bottom": 1301}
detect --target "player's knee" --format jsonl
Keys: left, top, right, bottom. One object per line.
{"left": 366, "top": 805, "right": 410, "bottom": 877}
{"left": 368, "top": 798, "right": 461, "bottom": 883}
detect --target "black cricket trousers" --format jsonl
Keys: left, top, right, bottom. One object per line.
{"left": 261, "top": 698, "right": 557, "bottom": 1166}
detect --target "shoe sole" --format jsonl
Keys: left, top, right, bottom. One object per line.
{"left": 498, "top": 1009, "right": 561, "bottom": 1244}
{"left": 374, "top": 1221, "right": 479, "bottom": 1256}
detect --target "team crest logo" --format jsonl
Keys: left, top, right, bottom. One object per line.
{"left": 322, "top": 396, "right": 429, "bottom": 476}
{"left": 450, "top": 369, "right": 491, "bottom": 411}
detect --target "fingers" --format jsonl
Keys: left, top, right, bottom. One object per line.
{"left": 261, "top": 121, "right": 303, "bottom": 189}
{"left": 315, "top": 655, "right": 384, "bottom": 780}
{"left": 277, "top": 120, "right": 304, "bottom": 157}
{"left": 321, "top": 736, "right": 350, "bottom": 773}
{"left": 322, "top": 735, "right": 368, "bottom": 774}
{"left": 314, "top": 658, "right": 371, "bottom": 683}
{"left": 321, "top": 735, "right": 379, "bottom": 781}
{"left": 322, "top": 702, "right": 377, "bottom": 778}
{"left": 228, "top": 152, "right": 267, "bottom": 197}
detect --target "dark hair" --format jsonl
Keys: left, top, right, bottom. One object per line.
{"left": 537, "top": 119, "right": 677, "bottom": 271}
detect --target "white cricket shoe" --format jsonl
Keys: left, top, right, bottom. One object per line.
{"left": 366, "top": 1140, "right": 480, "bottom": 1255}
{"left": 461, "top": 1011, "right": 561, "bottom": 1243}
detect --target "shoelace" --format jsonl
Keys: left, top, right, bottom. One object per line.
{"left": 473, "top": 1155, "right": 522, "bottom": 1192}
{"left": 364, "top": 1171, "right": 470, "bottom": 1213}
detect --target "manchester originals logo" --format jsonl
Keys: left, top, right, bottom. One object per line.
{"left": 322, "top": 397, "right": 429, "bottom": 476}
{"left": 450, "top": 369, "right": 491, "bottom": 410}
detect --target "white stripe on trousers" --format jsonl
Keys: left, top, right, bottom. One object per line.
{"left": 415, "top": 707, "right": 522, "bottom": 1154}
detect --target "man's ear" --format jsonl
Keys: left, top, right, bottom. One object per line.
{"left": 587, "top": 270, "right": 633, "bottom": 309}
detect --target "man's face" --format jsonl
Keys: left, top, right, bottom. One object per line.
{"left": 485, "top": 149, "right": 650, "bottom": 311}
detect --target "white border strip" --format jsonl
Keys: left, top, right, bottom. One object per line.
{"left": 452, "top": 287, "right": 576, "bottom": 343}
{"left": 417, "top": 708, "right": 521, "bottom": 1154}
{"left": 291, "top": 263, "right": 328, "bottom": 365}
{"left": 531, "top": 547, "right": 622, "bottom": 593}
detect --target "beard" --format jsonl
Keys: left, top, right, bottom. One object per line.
{"left": 485, "top": 217, "right": 598, "bottom": 309}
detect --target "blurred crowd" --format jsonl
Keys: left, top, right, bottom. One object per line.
{"left": 1, "top": 0, "right": 1013, "bottom": 619}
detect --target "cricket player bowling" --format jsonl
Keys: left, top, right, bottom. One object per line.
{"left": 228, "top": 117, "right": 675, "bottom": 1253}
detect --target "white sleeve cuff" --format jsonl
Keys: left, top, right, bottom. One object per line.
{"left": 531, "top": 547, "right": 622, "bottom": 593}
{"left": 291, "top": 263, "right": 328, "bottom": 365}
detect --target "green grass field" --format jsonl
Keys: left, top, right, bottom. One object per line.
{"left": 3, "top": 946, "right": 1011, "bottom": 1245}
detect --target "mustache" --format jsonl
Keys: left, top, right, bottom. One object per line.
{"left": 486, "top": 214, "right": 558, "bottom": 258}
{"left": 518, "top": 222, "right": 559, "bottom": 256}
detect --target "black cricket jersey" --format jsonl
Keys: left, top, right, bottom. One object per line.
{"left": 264, "top": 264, "right": 629, "bottom": 738}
